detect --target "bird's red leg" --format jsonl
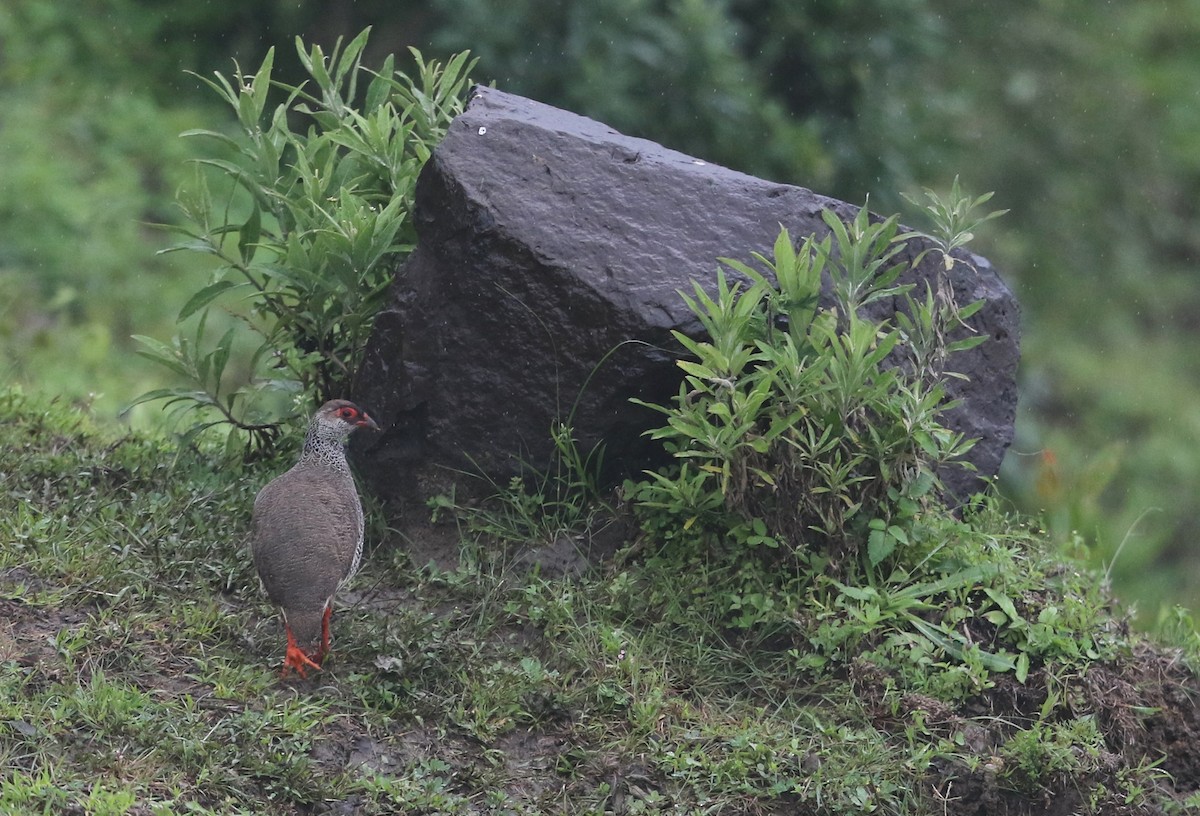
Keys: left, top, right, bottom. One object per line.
{"left": 318, "top": 604, "right": 333, "bottom": 662}
{"left": 282, "top": 623, "right": 322, "bottom": 679}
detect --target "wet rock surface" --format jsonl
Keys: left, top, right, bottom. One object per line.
{"left": 353, "top": 87, "right": 1020, "bottom": 508}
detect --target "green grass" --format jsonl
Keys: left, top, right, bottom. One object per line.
{"left": 1, "top": 386, "right": 1198, "bottom": 814}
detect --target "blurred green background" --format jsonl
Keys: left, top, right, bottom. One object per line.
{"left": 2, "top": 0, "right": 1197, "bottom": 617}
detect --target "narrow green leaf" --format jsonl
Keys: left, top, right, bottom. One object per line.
{"left": 957, "top": 299, "right": 985, "bottom": 320}
{"left": 250, "top": 47, "right": 275, "bottom": 123}
{"left": 364, "top": 53, "right": 395, "bottom": 113}
{"left": 156, "top": 239, "right": 222, "bottom": 258}
{"left": 304, "top": 41, "right": 333, "bottom": 92}
{"left": 946, "top": 334, "right": 989, "bottom": 354}
{"left": 177, "top": 280, "right": 243, "bottom": 322}
{"left": 209, "top": 327, "right": 237, "bottom": 389}
{"left": 124, "top": 388, "right": 189, "bottom": 409}
{"left": 238, "top": 205, "right": 262, "bottom": 265}
{"left": 1015, "top": 652, "right": 1030, "bottom": 684}
{"left": 178, "top": 129, "right": 242, "bottom": 149}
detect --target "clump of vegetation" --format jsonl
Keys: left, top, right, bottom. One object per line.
{"left": 625, "top": 186, "right": 991, "bottom": 584}
{"left": 132, "top": 30, "right": 476, "bottom": 454}
{"left": 631, "top": 190, "right": 998, "bottom": 569}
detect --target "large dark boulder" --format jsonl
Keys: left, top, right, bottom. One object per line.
{"left": 353, "top": 87, "right": 1020, "bottom": 509}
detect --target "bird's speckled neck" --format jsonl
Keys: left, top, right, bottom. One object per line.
{"left": 298, "top": 418, "right": 353, "bottom": 472}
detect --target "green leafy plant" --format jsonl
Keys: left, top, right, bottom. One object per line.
{"left": 631, "top": 195, "right": 993, "bottom": 572}
{"left": 131, "top": 29, "right": 476, "bottom": 454}
{"left": 999, "top": 716, "right": 1108, "bottom": 793}
{"left": 902, "top": 176, "right": 1008, "bottom": 262}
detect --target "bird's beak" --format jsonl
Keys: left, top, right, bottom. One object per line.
{"left": 358, "top": 413, "right": 380, "bottom": 431}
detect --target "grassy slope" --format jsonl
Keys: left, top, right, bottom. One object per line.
{"left": 2, "top": 388, "right": 1199, "bottom": 815}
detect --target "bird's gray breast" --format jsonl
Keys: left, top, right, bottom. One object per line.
{"left": 251, "top": 463, "right": 364, "bottom": 608}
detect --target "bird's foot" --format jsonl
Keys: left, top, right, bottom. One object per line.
{"left": 281, "top": 641, "right": 322, "bottom": 680}
{"left": 281, "top": 627, "right": 323, "bottom": 680}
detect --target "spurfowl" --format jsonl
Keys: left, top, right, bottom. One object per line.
{"left": 251, "top": 399, "right": 379, "bottom": 678}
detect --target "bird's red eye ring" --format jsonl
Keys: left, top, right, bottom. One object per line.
{"left": 339, "top": 407, "right": 357, "bottom": 420}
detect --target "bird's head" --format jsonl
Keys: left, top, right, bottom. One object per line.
{"left": 315, "top": 399, "right": 380, "bottom": 435}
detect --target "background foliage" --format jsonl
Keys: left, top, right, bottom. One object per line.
{"left": 2, "top": 0, "right": 1198, "bottom": 613}
{"left": 131, "top": 32, "right": 474, "bottom": 454}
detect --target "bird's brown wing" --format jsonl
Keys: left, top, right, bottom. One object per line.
{"left": 251, "top": 467, "right": 362, "bottom": 613}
